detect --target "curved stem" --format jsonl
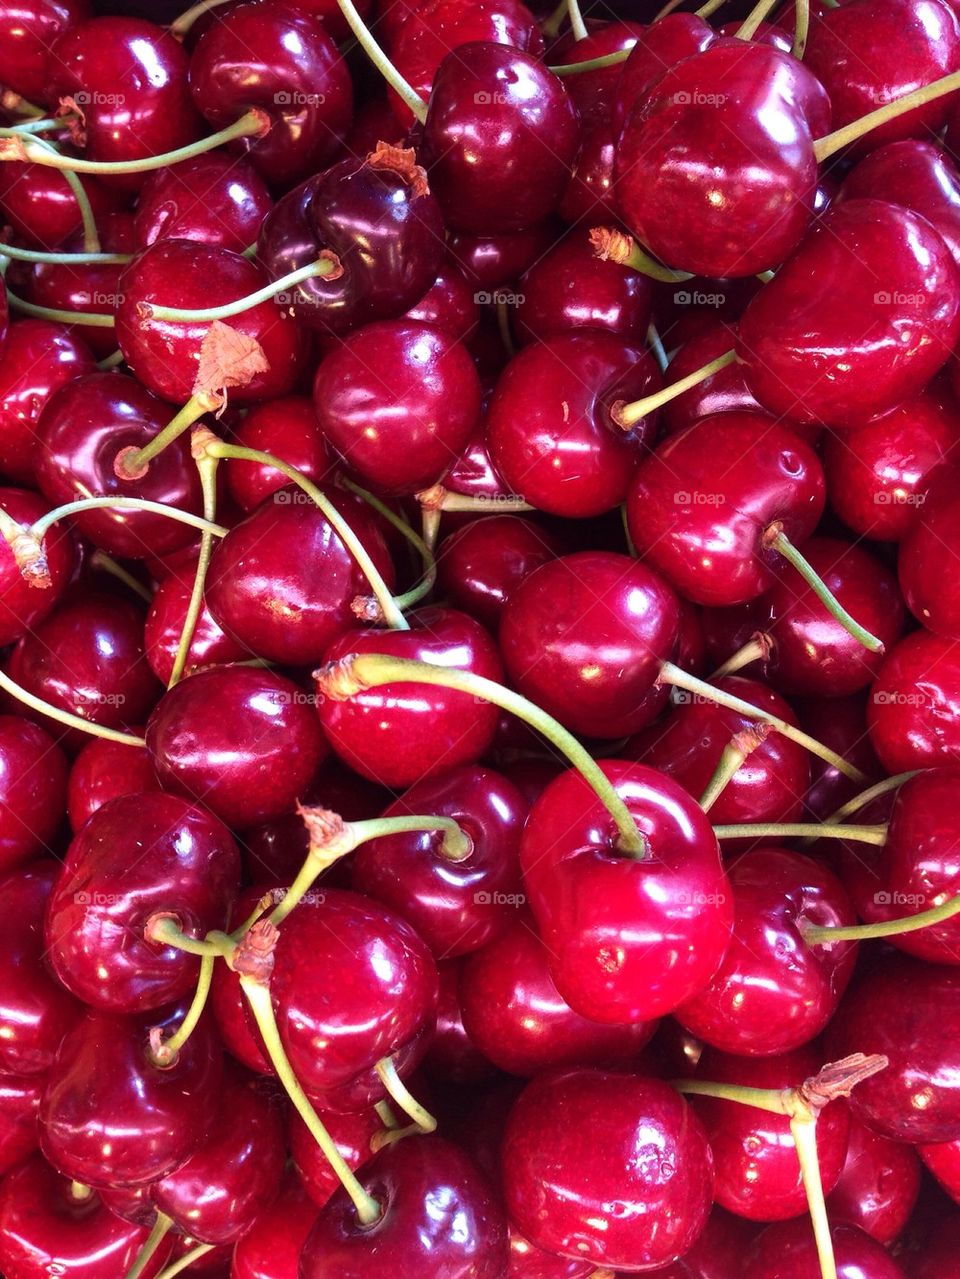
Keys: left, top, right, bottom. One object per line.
{"left": 801, "top": 892, "right": 960, "bottom": 944}
{"left": 674, "top": 1078, "right": 791, "bottom": 1115}
{"left": 145, "top": 916, "right": 228, "bottom": 959}
{"left": 123, "top": 1213, "right": 174, "bottom": 1279}
{"left": 30, "top": 497, "right": 227, "bottom": 544}
{"left": 614, "top": 350, "right": 736, "bottom": 428}
{"left": 0, "top": 667, "right": 145, "bottom": 745}
{"left": 376, "top": 1100, "right": 399, "bottom": 1129}
{"left": 96, "top": 349, "right": 126, "bottom": 371}
{"left": 792, "top": 0, "right": 810, "bottom": 57}
{"left": 820, "top": 771, "right": 919, "bottom": 827}
{"left": 169, "top": 0, "right": 232, "bottom": 38}
{"left": 0, "top": 242, "right": 129, "bottom": 265}
{"left": 376, "top": 1056, "right": 437, "bottom": 1133}
{"left": 736, "top": 0, "right": 781, "bottom": 39}
{"left": 768, "top": 528, "right": 884, "bottom": 653}
{"left": 139, "top": 257, "right": 340, "bottom": 323}
{"left": 115, "top": 395, "right": 214, "bottom": 478}
{"left": 658, "top": 662, "right": 868, "bottom": 783}
{"left": 711, "top": 636, "right": 770, "bottom": 680}
{"left": 335, "top": 0, "right": 428, "bottom": 124}
{"left": 0, "top": 91, "right": 44, "bottom": 118}
{"left": 315, "top": 653, "right": 647, "bottom": 857}
{"left": 815, "top": 70, "right": 960, "bottom": 162}
{"left": 5, "top": 288, "right": 114, "bottom": 326}
{"left": 566, "top": 0, "right": 589, "bottom": 40}
{"left": 699, "top": 727, "right": 769, "bottom": 813}
{"left": 240, "top": 976, "right": 382, "bottom": 1225}
{"left": 12, "top": 115, "right": 75, "bottom": 135}
{"left": 340, "top": 477, "right": 436, "bottom": 616}
{"left": 150, "top": 954, "right": 215, "bottom": 1067}
{"left": 154, "top": 1245, "right": 216, "bottom": 1279}
{"left": 712, "top": 822, "right": 887, "bottom": 844}
{"left": 421, "top": 504, "right": 441, "bottom": 557}
{"left": 88, "top": 550, "right": 153, "bottom": 604}
{"left": 203, "top": 440, "right": 407, "bottom": 630}
{"left": 167, "top": 448, "right": 219, "bottom": 688}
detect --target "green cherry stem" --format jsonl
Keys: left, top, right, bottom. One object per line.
{"left": 376, "top": 1055, "right": 438, "bottom": 1133}
{"left": 801, "top": 892, "right": 960, "bottom": 945}
{"left": 315, "top": 653, "right": 648, "bottom": 857}
{"left": 88, "top": 550, "right": 153, "bottom": 604}
{"left": 736, "top": 0, "right": 782, "bottom": 39}
{"left": 548, "top": 47, "right": 633, "bottom": 74}
{"left": 699, "top": 725, "right": 771, "bottom": 813}
{"left": 710, "top": 634, "right": 772, "bottom": 679}
{"left": 168, "top": 0, "right": 232, "bottom": 38}
{"left": 0, "top": 667, "right": 145, "bottom": 745}
{"left": 0, "top": 242, "right": 129, "bottom": 265}
{"left": 541, "top": 0, "right": 570, "bottom": 37}
{"left": 416, "top": 483, "right": 534, "bottom": 516}
{"left": 10, "top": 115, "right": 75, "bottom": 135}
{"left": 815, "top": 70, "right": 960, "bottom": 161}
{"left": 29, "top": 497, "right": 227, "bottom": 545}
{"left": 694, "top": 0, "right": 727, "bottom": 14}
{"left": 143, "top": 916, "right": 229, "bottom": 960}
{"left": 614, "top": 350, "right": 737, "bottom": 428}
{"left": 566, "top": 0, "right": 589, "bottom": 40}
{"left": 821, "top": 771, "right": 919, "bottom": 827}
{"left": 647, "top": 323, "right": 669, "bottom": 374}
{"left": 590, "top": 226, "right": 693, "bottom": 283}
{"left": 149, "top": 955, "right": 216, "bottom": 1068}
{"left": 3, "top": 132, "right": 101, "bottom": 250}
{"left": 793, "top": 0, "right": 810, "bottom": 56}
{"left": 339, "top": 476, "right": 437, "bottom": 617}
{"left": 167, "top": 434, "right": 220, "bottom": 688}
{"left": 114, "top": 394, "right": 218, "bottom": 479}
{"left": 0, "top": 91, "right": 44, "bottom": 118}
{"left": 711, "top": 822, "right": 888, "bottom": 844}
{"left": 137, "top": 253, "right": 341, "bottom": 323}
{"left": 122, "top": 1213, "right": 174, "bottom": 1279}
{"left": 96, "top": 350, "right": 126, "bottom": 371}
{"left": 154, "top": 1245, "right": 216, "bottom": 1279}
{"left": 336, "top": 0, "right": 428, "bottom": 124}
{"left": 5, "top": 288, "right": 114, "bottom": 326}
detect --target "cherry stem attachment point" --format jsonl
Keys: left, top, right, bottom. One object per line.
{"left": 416, "top": 484, "right": 534, "bottom": 515}
{"left": 114, "top": 394, "right": 217, "bottom": 479}
{"left": 137, "top": 254, "right": 341, "bottom": 323}
{"left": 590, "top": 226, "right": 693, "bottom": 283}
{"left": 339, "top": 476, "right": 437, "bottom": 619}
{"left": 814, "top": 70, "right": 960, "bottom": 161}
{"left": 614, "top": 350, "right": 736, "bottom": 428}
{"left": 69, "top": 1181, "right": 93, "bottom": 1202}
{"left": 711, "top": 822, "right": 887, "bottom": 844}
{"left": 376, "top": 1055, "right": 437, "bottom": 1133}
{"left": 801, "top": 891, "right": 960, "bottom": 944}
{"left": 336, "top": 0, "right": 428, "bottom": 124}
{"left": 149, "top": 953, "right": 215, "bottom": 1068}
{"left": 122, "top": 1212, "right": 174, "bottom": 1279}
{"left": 699, "top": 725, "right": 771, "bottom": 813}
{"left": 711, "top": 634, "right": 772, "bottom": 679}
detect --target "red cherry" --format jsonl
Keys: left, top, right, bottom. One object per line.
{"left": 919, "top": 1137, "right": 960, "bottom": 1202}
{"left": 133, "top": 153, "right": 273, "bottom": 254}
{"left": 558, "top": 122, "right": 618, "bottom": 226}
{"left": 0, "top": 163, "right": 117, "bottom": 253}
{"left": 225, "top": 396, "right": 333, "bottom": 511}
{"left": 288, "top": 1101, "right": 382, "bottom": 1208}
{"left": 646, "top": 1205, "right": 761, "bottom": 1279}
{"left": 402, "top": 256, "right": 480, "bottom": 343}
{"left": 231, "top": 1170, "right": 317, "bottom": 1279}
{"left": 659, "top": 320, "right": 763, "bottom": 439}
{"left": 610, "top": 12, "right": 716, "bottom": 137}
{"left": 144, "top": 567, "right": 247, "bottom": 685}
{"left": 829, "top": 1114, "right": 921, "bottom": 1244}
{"left": 798, "top": 695, "right": 881, "bottom": 823}
{"left": 868, "top": 629, "right": 960, "bottom": 772}
{"left": 0, "top": 0, "right": 89, "bottom": 104}
{"left": 0, "top": 1076, "right": 42, "bottom": 1178}
{"left": 447, "top": 220, "right": 561, "bottom": 293}
{"left": 424, "top": 960, "right": 500, "bottom": 1087}
{"left": 744, "top": 1218, "right": 906, "bottom": 1279}
{"left": 900, "top": 467, "right": 960, "bottom": 637}
{"left": 0, "top": 487, "right": 77, "bottom": 647}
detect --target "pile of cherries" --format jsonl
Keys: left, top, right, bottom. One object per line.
{"left": 3, "top": 0, "right": 960, "bottom": 1275}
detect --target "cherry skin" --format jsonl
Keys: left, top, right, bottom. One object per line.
{"left": 690, "top": 1045, "right": 851, "bottom": 1221}
{"left": 300, "top": 1135, "right": 507, "bottom": 1278}
{"left": 424, "top": 961, "right": 501, "bottom": 1087}
{"left": 116, "top": 239, "right": 307, "bottom": 406}
{"left": 502, "top": 1067, "right": 714, "bottom": 1271}
{"left": 674, "top": 847, "right": 856, "bottom": 1057}
{"left": 899, "top": 468, "right": 960, "bottom": 638}
{"left": 269, "top": 887, "right": 438, "bottom": 1112}
{"left": 738, "top": 199, "right": 960, "bottom": 429}
{"left": 318, "top": 606, "right": 503, "bottom": 788}
{"left": 0, "top": 487, "right": 77, "bottom": 646}
{"left": 487, "top": 332, "right": 662, "bottom": 518}
{"left": 549, "top": 20, "right": 645, "bottom": 127}
{"left": 225, "top": 395, "right": 333, "bottom": 511}
{"left": 799, "top": 695, "right": 881, "bottom": 823}
{"left": 314, "top": 320, "right": 482, "bottom": 495}
{"left": 659, "top": 321, "right": 763, "bottom": 439}
{"left": 0, "top": 0, "right": 90, "bottom": 104}
{"left": 828, "top": 1114, "right": 922, "bottom": 1244}
{"left": 447, "top": 220, "right": 560, "bottom": 293}
{"left": 744, "top": 1219, "right": 906, "bottom": 1279}
{"left": 498, "top": 550, "right": 679, "bottom": 739}
{"left": 627, "top": 413, "right": 825, "bottom": 606}
{"left": 421, "top": 42, "right": 580, "bottom": 234}
{"left": 188, "top": 0, "right": 353, "bottom": 187}
{"left": 647, "top": 1206, "right": 761, "bottom": 1279}
{"left": 0, "top": 319, "right": 97, "bottom": 487}
{"left": 39, "top": 1002, "right": 222, "bottom": 1188}
{"left": 0, "top": 718, "right": 69, "bottom": 877}
{"left": 25, "top": 224, "right": 131, "bottom": 360}
{"left": 909, "top": 1215, "right": 960, "bottom": 1279}
{"left": 558, "top": 122, "right": 619, "bottom": 225}
{"left": 0, "top": 1154, "right": 171, "bottom": 1279}
{"left": 919, "top": 1137, "right": 960, "bottom": 1202}
{"left": 352, "top": 764, "right": 527, "bottom": 958}
{"left": 520, "top": 761, "right": 732, "bottom": 1024}
{"left": 868, "top": 629, "right": 960, "bottom": 772}
{"left": 45, "top": 791, "right": 239, "bottom": 1011}
{"left": 231, "top": 1169, "right": 318, "bottom": 1279}
{"left": 0, "top": 164, "right": 117, "bottom": 253}
{"left": 507, "top": 1228, "right": 598, "bottom": 1278}
{"left": 204, "top": 485, "right": 396, "bottom": 666}
{"left": 145, "top": 665, "right": 327, "bottom": 829}
{"left": 435, "top": 515, "right": 557, "bottom": 632}
{"left": 403, "top": 256, "right": 480, "bottom": 342}
{"left": 144, "top": 567, "right": 248, "bottom": 684}
{"left": 288, "top": 1101, "right": 382, "bottom": 1208}
{"left": 442, "top": 423, "right": 512, "bottom": 505}
{"left": 828, "top": 952, "right": 960, "bottom": 1143}
{"left": 36, "top": 371, "right": 204, "bottom": 559}
{"left": 611, "top": 12, "right": 716, "bottom": 137}
{"left": 133, "top": 153, "right": 273, "bottom": 254}
{"left": 66, "top": 733, "right": 158, "bottom": 831}
{"left": 0, "top": 1077, "right": 42, "bottom": 1178}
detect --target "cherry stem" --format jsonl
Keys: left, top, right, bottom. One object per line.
{"left": 376, "top": 1100, "right": 399, "bottom": 1129}
{"left": 421, "top": 505, "right": 441, "bottom": 557}
{"left": 549, "top": 47, "right": 635, "bottom": 73}
{"left": 711, "top": 634, "right": 772, "bottom": 679}
{"left": 614, "top": 350, "right": 736, "bottom": 428}
{"left": 138, "top": 255, "right": 341, "bottom": 323}
{"left": 167, "top": 437, "right": 220, "bottom": 688}
{"left": 736, "top": 0, "right": 781, "bottom": 39}
{"left": 621, "top": 504, "right": 638, "bottom": 558}
{"left": 201, "top": 440, "right": 408, "bottom": 630}
{"left": 10, "top": 116, "right": 75, "bottom": 135}
{"left": 496, "top": 297, "right": 516, "bottom": 359}
{"left": 658, "top": 661, "right": 868, "bottom": 783}
{"left": 699, "top": 725, "right": 771, "bottom": 813}
{"left": 647, "top": 323, "right": 669, "bottom": 374}
{"left": 541, "top": 0, "right": 570, "bottom": 37}
{"left": 802, "top": 892, "right": 960, "bottom": 944}
{"left": 114, "top": 395, "right": 216, "bottom": 478}
{"left": 695, "top": 0, "right": 727, "bottom": 14}
{"left": 168, "top": 0, "right": 232, "bottom": 38}
{"left": 820, "top": 771, "right": 919, "bottom": 827}
{"left": 5, "top": 288, "right": 114, "bottom": 326}
{"left": 89, "top": 550, "right": 153, "bottom": 604}
{"left": 336, "top": 0, "right": 428, "bottom": 124}
{"left": 240, "top": 973, "right": 382, "bottom": 1225}
{"left": 0, "top": 667, "right": 145, "bottom": 745}
{"left": 416, "top": 484, "right": 534, "bottom": 515}
{"left": 712, "top": 821, "right": 887, "bottom": 844}
{"left": 97, "top": 350, "right": 126, "bottom": 371}
{"left": 144, "top": 916, "right": 233, "bottom": 960}
{"left": 568, "top": 0, "right": 589, "bottom": 41}
{"left": 69, "top": 1181, "right": 93, "bottom": 1202}
{"left": 122, "top": 1212, "right": 174, "bottom": 1279}
{"left": 766, "top": 527, "right": 884, "bottom": 653}
{"left": 654, "top": 0, "right": 687, "bottom": 20}
{"left": 0, "top": 241, "right": 129, "bottom": 265}
{"left": 815, "top": 70, "right": 960, "bottom": 161}
{"left": 29, "top": 497, "right": 227, "bottom": 545}
{"left": 590, "top": 226, "right": 693, "bottom": 283}
{"left": 0, "top": 109, "right": 270, "bottom": 174}
{"left": 790, "top": 1113, "right": 837, "bottom": 1279}
{"left": 9, "top": 132, "right": 100, "bottom": 250}
{"left": 793, "top": 0, "right": 810, "bottom": 56}
{"left": 0, "top": 91, "right": 44, "bottom": 118}
{"left": 315, "top": 653, "right": 648, "bottom": 857}
{"left": 376, "top": 1055, "right": 437, "bottom": 1133}
{"left": 339, "top": 476, "right": 437, "bottom": 619}
{"left": 154, "top": 1245, "right": 216, "bottom": 1279}
{"left": 150, "top": 953, "right": 215, "bottom": 1068}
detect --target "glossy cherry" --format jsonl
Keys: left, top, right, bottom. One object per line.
{"left": 403, "top": 256, "right": 480, "bottom": 342}
{"left": 0, "top": 0, "right": 90, "bottom": 104}
{"left": 288, "top": 1101, "right": 382, "bottom": 1208}
{"left": 799, "top": 695, "right": 881, "bottom": 823}
{"left": 231, "top": 1169, "right": 318, "bottom": 1279}
{"left": 611, "top": 12, "right": 716, "bottom": 137}
{"left": 828, "top": 1113, "right": 922, "bottom": 1244}
{"left": 424, "top": 961, "right": 500, "bottom": 1087}
{"left": 0, "top": 1077, "right": 42, "bottom": 1178}
{"left": 144, "top": 566, "right": 248, "bottom": 684}
{"left": 868, "top": 629, "right": 960, "bottom": 772}
{"left": 558, "top": 122, "right": 618, "bottom": 226}
{"left": 900, "top": 467, "right": 960, "bottom": 637}
{"left": 744, "top": 1219, "right": 906, "bottom": 1279}
{"left": 0, "top": 162, "right": 115, "bottom": 253}
{"left": 647, "top": 1206, "right": 761, "bottom": 1279}
{"left": 659, "top": 320, "right": 763, "bottom": 438}
{"left": 66, "top": 733, "right": 158, "bottom": 831}
{"left": 0, "top": 487, "right": 77, "bottom": 646}
{"left": 435, "top": 515, "right": 557, "bottom": 632}
{"left": 225, "top": 396, "right": 333, "bottom": 511}
{"left": 133, "top": 153, "right": 273, "bottom": 254}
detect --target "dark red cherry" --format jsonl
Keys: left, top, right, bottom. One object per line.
{"left": 868, "top": 629, "right": 960, "bottom": 772}
{"left": 189, "top": 0, "right": 353, "bottom": 187}
{"left": 744, "top": 1219, "right": 906, "bottom": 1279}
{"left": 0, "top": 163, "right": 119, "bottom": 253}
{"left": 627, "top": 413, "right": 825, "bottom": 606}
{"left": 36, "top": 371, "right": 204, "bottom": 559}
{"left": 900, "top": 468, "right": 960, "bottom": 637}
{"left": 0, "top": 717, "right": 70, "bottom": 870}
{"left": 919, "top": 1138, "right": 960, "bottom": 1202}
{"left": 435, "top": 515, "right": 557, "bottom": 631}
{"left": 447, "top": 220, "right": 560, "bottom": 293}
{"left": 0, "top": 320, "right": 97, "bottom": 487}
{"left": 521, "top": 761, "right": 732, "bottom": 1024}
{"left": 674, "top": 848, "right": 856, "bottom": 1057}
{"left": 0, "top": 1154, "right": 171, "bottom": 1279}
{"left": 0, "top": 0, "right": 89, "bottom": 104}
{"left": 40, "top": 1002, "right": 222, "bottom": 1187}
{"left": 558, "top": 122, "right": 618, "bottom": 226}
{"left": 799, "top": 695, "right": 881, "bottom": 823}
{"left": 690, "top": 1045, "right": 850, "bottom": 1221}
{"left": 805, "top": 0, "right": 960, "bottom": 156}
{"left": 231, "top": 1170, "right": 317, "bottom": 1279}
{"left": 421, "top": 43, "right": 580, "bottom": 234}
{"left": 66, "top": 733, "right": 158, "bottom": 831}
{"left": 738, "top": 200, "right": 960, "bottom": 429}
{"left": 611, "top": 12, "right": 716, "bottom": 138}
{"left": 133, "top": 153, "right": 273, "bottom": 254}
{"left": 225, "top": 396, "right": 333, "bottom": 511}
{"left": 314, "top": 320, "right": 482, "bottom": 495}
{"left": 499, "top": 550, "right": 679, "bottom": 738}
{"left": 424, "top": 961, "right": 500, "bottom": 1087}
{"left": 269, "top": 887, "right": 438, "bottom": 1111}
{"left": 144, "top": 568, "right": 247, "bottom": 685}
{"left": 507, "top": 1227, "right": 598, "bottom": 1278}
{"left": 660, "top": 320, "right": 762, "bottom": 438}
{"left": 487, "top": 332, "right": 661, "bottom": 518}
{"left": 116, "top": 239, "right": 306, "bottom": 406}
{"left": 26, "top": 245, "right": 127, "bottom": 360}
{"left": 402, "top": 256, "right": 480, "bottom": 342}
{"left": 502, "top": 1067, "right": 714, "bottom": 1270}
{"left": 146, "top": 665, "right": 327, "bottom": 829}
{"left": 0, "top": 487, "right": 77, "bottom": 646}
{"left": 210, "top": 886, "right": 273, "bottom": 1076}
{"left": 318, "top": 606, "right": 503, "bottom": 788}
{"left": 352, "top": 764, "right": 527, "bottom": 957}
{"left": 205, "top": 486, "right": 395, "bottom": 665}
{"left": 45, "top": 791, "right": 239, "bottom": 1011}
{"left": 647, "top": 1206, "right": 761, "bottom": 1279}
{"left": 549, "top": 20, "right": 645, "bottom": 127}
{"left": 829, "top": 1114, "right": 922, "bottom": 1244}
{"left": 288, "top": 1102, "right": 382, "bottom": 1208}
{"left": 0, "top": 1077, "right": 42, "bottom": 1178}
{"left": 300, "top": 1135, "right": 507, "bottom": 1278}
{"left": 828, "top": 953, "right": 960, "bottom": 1143}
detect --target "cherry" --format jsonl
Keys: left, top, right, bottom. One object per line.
{"left": 45, "top": 790, "right": 239, "bottom": 1010}
{"left": 558, "top": 122, "right": 618, "bottom": 226}
{"left": 610, "top": 12, "right": 716, "bottom": 138}
{"left": 805, "top": 0, "right": 960, "bottom": 156}
{"left": 0, "top": 717, "right": 69, "bottom": 877}
{"left": 0, "top": 164, "right": 117, "bottom": 252}
{"left": 318, "top": 606, "right": 503, "bottom": 788}
{"left": 828, "top": 952, "right": 960, "bottom": 1143}
{"left": 116, "top": 239, "right": 307, "bottom": 406}
{"left": 204, "top": 485, "right": 395, "bottom": 665}
{"left": 231, "top": 1169, "right": 318, "bottom": 1279}
{"left": 314, "top": 320, "right": 482, "bottom": 495}
{"left": 0, "top": 1076, "right": 42, "bottom": 1178}
{"left": 868, "top": 629, "right": 960, "bottom": 772}
{"left": 421, "top": 43, "right": 580, "bottom": 234}
{"left": 0, "top": 486, "right": 77, "bottom": 645}
{"left": 689, "top": 1045, "right": 850, "bottom": 1221}
{"left": 499, "top": 550, "right": 679, "bottom": 738}
{"left": 737, "top": 200, "right": 960, "bottom": 429}
{"left": 674, "top": 847, "right": 856, "bottom": 1057}
{"left": 744, "top": 1218, "right": 906, "bottom": 1279}
{"left": 0, "top": 319, "right": 97, "bottom": 486}
{"left": 269, "top": 886, "right": 438, "bottom": 1111}
{"left": 144, "top": 567, "right": 247, "bottom": 684}
{"left": 626, "top": 413, "right": 825, "bottom": 607}
{"left": 520, "top": 760, "right": 732, "bottom": 1023}
{"left": 133, "top": 153, "right": 273, "bottom": 254}
{"left": 919, "top": 1137, "right": 960, "bottom": 1202}
{"left": 289, "top": 1101, "right": 382, "bottom": 1208}
{"left": 435, "top": 515, "right": 557, "bottom": 631}
{"left": 487, "top": 332, "right": 661, "bottom": 518}
{"left": 0, "top": 1154, "right": 171, "bottom": 1279}
{"left": 66, "top": 733, "right": 158, "bottom": 832}
{"left": 447, "top": 220, "right": 560, "bottom": 293}
{"left": 300, "top": 1135, "right": 508, "bottom": 1277}
{"left": 659, "top": 320, "right": 763, "bottom": 439}
{"left": 648, "top": 1206, "right": 761, "bottom": 1279}
{"left": 502, "top": 1066, "right": 714, "bottom": 1270}
{"left": 828, "top": 1113, "right": 921, "bottom": 1244}
{"left": 899, "top": 467, "right": 960, "bottom": 638}
{"left": 507, "top": 1228, "right": 599, "bottom": 1278}
{"left": 145, "top": 665, "right": 327, "bottom": 829}
{"left": 799, "top": 695, "right": 881, "bottom": 823}
{"left": 40, "top": 1001, "right": 222, "bottom": 1187}
{"left": 910, "top": 1214, "right": 960, "bottom": 1279}
{"left": 549, "top": 20, "right": 645, "bottom": 127}
{"left": 0, "top": 0, "right": 90, "bottom": 105}
{"left": 257, "top": 146, "right": 445, "bottom": 337}
{"left": 403, "top": 255, "right": 480, "bottom": 342}
{"left": 25, "top": 230, "right": 131, "bottom": 360}
{"left": 425, "top": 961, "right": 500, "bottom": 1087}
{"left": 225, "top": 396, "right": 333, "bottom": 511}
